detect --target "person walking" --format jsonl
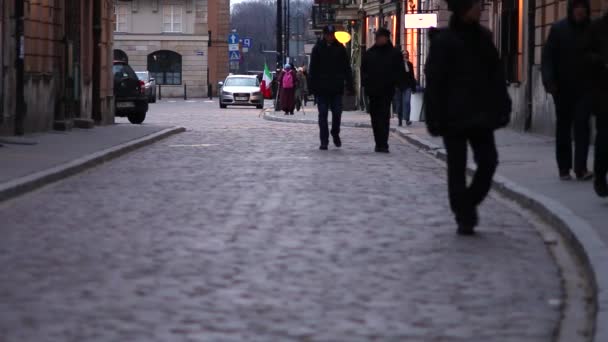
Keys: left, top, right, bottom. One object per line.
{"left": 361, "top": 28, "right": 407, "bottom": 153}
{"left": 424, "top": 0, "right": 512, "bottom": 235}
{"left": 301, "top": 67, "right": 310, "bottom": 107}
{"left": 279, "top": 64, "right": 297, "bottom": 115}
{"left": 308, "top": 25, "right": 354, "bottom": 150}
{"left": 295, "top": 68, "right": 307, "bottom": 112}
{"left": 542, "top": 0, "right": 593, "bottom": 181}
{"left": 584, "top": 10, "right": 608, "bottom": 197}
{"left": 399, "top": 50, "right": 417, "bottom": 127}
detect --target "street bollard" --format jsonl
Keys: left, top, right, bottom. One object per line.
{"left": 208, "top": 84, "right": 212, "bottom": 100}
{"left": 184, "top": 84, "right": 187, "bottom": 100}
{"left": 158, "top": 84, "right": 162, "bottom": 101}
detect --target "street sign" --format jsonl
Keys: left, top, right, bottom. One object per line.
{"left": 228, "top": 44, "right": 239, "bottom": 51}
{"left": 229, "top": 51, "right": 241, "bottom": 61}
{"left": 242, "top": 38, "right": 252, "bottom": 48}
{"left": 242, "top": 47, "right": 249, "bottom": 53}
{"left": 196, "top": 50, "right": 204, "bottom": 56}
{"left": 228, "top": 33, "right": 239, "bottom": 45}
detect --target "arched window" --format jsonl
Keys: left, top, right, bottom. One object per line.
{"left": 147, "top": 50, "right": 182, "bottom": 85}
{"left": 113, "top": 49, "right": 129, "bottom": 63}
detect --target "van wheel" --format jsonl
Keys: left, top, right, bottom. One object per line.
{"left": 220, "top": 103, "right": 227, "bottom": 109}
{"left": 128, "top": 111, "right": 146, "bottom": 124}
{"left": 256, "top": 105, "right": 264, "bottom": 109}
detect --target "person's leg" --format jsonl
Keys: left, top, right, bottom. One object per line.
{"left": 468, "top": 130, "right": 499, "bottom": 208}
{"left": 381, "top": 96, "right": 392, "bottom": 149}
{"left": 443, "top": 135, "right": 476, "bottom": 230}
{"left": 394, "top": 90, "right": 403, "bottom": 123}
{"left": 369, "top": 97, "right": 383, "bottom": 148}
{"left": 574, "top": 96, "right": 593, "bottom": 178}
{"left": 317, "top": 96, "right": 330, "bottom": 147}
{"left": 330, "top": 95, "right": 343, "bottom": 146}
{"left": 594, "top": 112, "right": 608, "bottom": 196}
{"left": 554, "top": 95, "right": 574, "bottom": 177}
{"left": 403, "top": 88, "right": 412, "bottom": 124}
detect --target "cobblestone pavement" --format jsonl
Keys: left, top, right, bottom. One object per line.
{"left": 0, "top": 100, "right": 562, "bottom": 341}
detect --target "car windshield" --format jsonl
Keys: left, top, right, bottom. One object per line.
{"left": 113, "top": 64, "right": 137, "bottom": 80}
{"left": 224, "top": 77, "right": 259, "bottom": 87}
{"left": 135, "top": 72, "right": 149, "bottom": 82}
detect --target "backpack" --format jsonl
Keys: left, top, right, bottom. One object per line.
{"left": 282, "top": 72, "right": 294, "bottom": 89}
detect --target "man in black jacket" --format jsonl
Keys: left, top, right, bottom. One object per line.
{"left": 308, "top": 25, "right": 354, "bottom": 150}
{"left": 424, "top": 0, "right": 511, "bottom": 235}
{"left": 542, "top": 0, "right": 593, "bottom": 181}
{"left": 361, "top": 28, "right": 407, "bottom": 153}
{"left": 584, "top": 11, "right": 608, "bottom": 196}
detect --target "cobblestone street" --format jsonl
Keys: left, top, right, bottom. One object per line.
{"left": 0, "top": 101, "right": 562, "bottom": 341}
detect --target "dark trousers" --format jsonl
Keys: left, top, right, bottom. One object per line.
{"left": 595, "top": 112, "right": 608, "bottom": 184}
{"left": 369, "top": 95, "right": 393, "bottom": 149}
{"left": 553, "top": 94, "right": 592, "bottom": 176}
{"left": 317, "top": 95, "right": 343, "bottom": 146}
{"left": 443, "top": 131, "right": 498, "bottom": 227}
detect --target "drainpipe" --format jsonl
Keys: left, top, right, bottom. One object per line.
{"left": 14, "top": 0, "right": 25, "bottom": 135}
{"left": 525, "top": 0, "right": 536, "bottom": 131}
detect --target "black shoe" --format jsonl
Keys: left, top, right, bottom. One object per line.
{"left": 594, "top": 177, "right": 608, "bottom": 197}
{"left": 319, "top": 145, "right": 328, "bottom": 150}
{"left": 398, "top": 121, "right": 403, "bottom": 127}
{"left": 375, "top": 146, "right": 389, "bottom": 153}
{"left": 332, "top": 134, "right": 342, "bottom": 148}
{"left": 576, "top": 171, "right": 594, "bottom": 181}
{"left": 457, "top": 224, "right": 476, "bottom": 236}
{"left": 406, "top": 121, "right": 412, "bottom": 126}
{"left": 559, "top": 172, "right": 573, "bottom": 181}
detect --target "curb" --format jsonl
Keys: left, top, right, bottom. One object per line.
{"left": 0, "top": 126, "right": 186, "bottom": 203}
{"left": 394, "top": 128, "right": 608, "bottom": 342}
{"left": 263, "top": 111, "right": 397, "bottom": 130}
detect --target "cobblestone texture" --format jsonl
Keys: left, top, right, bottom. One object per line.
{"left": 0, "top": 101, "right": 561, "bottom": 341}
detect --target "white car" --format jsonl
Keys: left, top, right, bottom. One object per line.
{"left": 218, "top": 75, "right": 264, "bottom": 109}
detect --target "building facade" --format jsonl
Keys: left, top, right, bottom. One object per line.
{"left": 113, "top": 0, "right": 230, "bottom": 98}
{"left": 313, "top": 0, "right": 608, "bottom": 135}
{"left": 1, "top": 0, "right": 115, "bottom": 136}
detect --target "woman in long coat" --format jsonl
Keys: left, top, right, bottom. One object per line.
{"left": 279, "top": 64, "right": 297, "bottom": 115}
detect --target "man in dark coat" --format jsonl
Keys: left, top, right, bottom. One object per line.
{"left": 424, "top": 0, "right": 511, "bottom": 235}
{"left": 541, "top": 0, "right": 593, "bottom": 181}
{"left": 361, "top": 28, "right": 407, "bottom": 153}
{"left": 584, "top": 11, "right": 608, "bottom": 196}
{"left": 308, "top": 25, "right": 354, "bottom": 150}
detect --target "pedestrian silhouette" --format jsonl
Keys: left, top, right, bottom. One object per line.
{"left": 542, "top": 0, "right": 593, "bottom": 181}
{"left": 584, "top": 9, "right": 608, "bottom": 196}
{"left": 308, "top": 25, "right": 354, "bottom": 150}
{"left": 361, "top": 28, "right": 407, "bottom": 153}
{"left": 424, "top": 0, "right": 511, "bottom": 235}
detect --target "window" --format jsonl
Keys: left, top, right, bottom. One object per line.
{"left": 114, "top": 5, "right": 129, "bottom": 32}
{"left": 148, "top": 51, "right": 182, "bottom": 85}
{"left": 163, "top": 5, "right": 183, "bottom": 33}
{"left": 500, "top": 0, "right": 522, "bottom": 82}
{"left": 113, "top": 49, "right": 129, "bottom": 63}
{"left": 224, "top": 77, "right": 260, "bottom": 87}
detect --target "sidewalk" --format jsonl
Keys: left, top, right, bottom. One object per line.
{"left": 0, "top": 123, "right": 184, "bottom": 201}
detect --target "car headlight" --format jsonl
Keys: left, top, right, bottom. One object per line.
{"left": 222, "top": 91, "right": 232, "bottom": 96}
{"left": 252, "top": 91, "right": 262, "bottom": 97}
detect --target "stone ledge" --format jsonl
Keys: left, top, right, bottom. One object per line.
{"left": 0, "top": 126, "right": 186, "bottom": 203}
